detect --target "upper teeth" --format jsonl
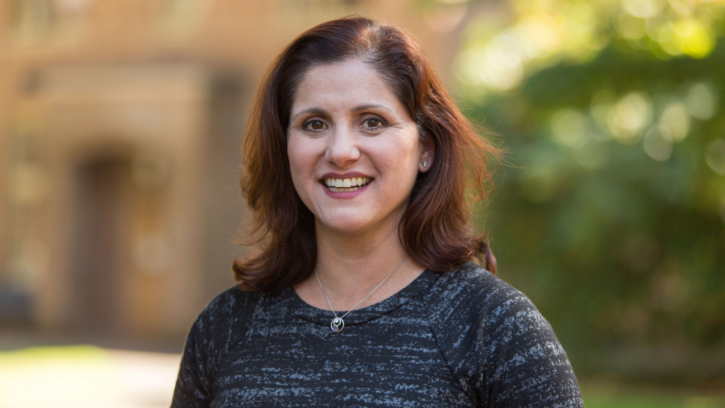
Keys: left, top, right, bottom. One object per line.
{"left": 324, "top": 177, "right": 371, "bottom": 188}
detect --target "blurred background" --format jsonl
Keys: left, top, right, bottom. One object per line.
{"left": 0, "top": 0, "right": 722, "bottom": 407}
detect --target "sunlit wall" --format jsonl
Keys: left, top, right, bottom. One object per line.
{"left": 0, "top": 0, "right": 466, "bottom": 345}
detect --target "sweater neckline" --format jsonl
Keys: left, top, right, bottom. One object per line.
{"left": 285, "top": 269, "right": 439, "bottom": 327}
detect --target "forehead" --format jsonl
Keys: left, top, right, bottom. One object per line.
{"left": 291, "top": 59, "right": 404, "bottom": 115}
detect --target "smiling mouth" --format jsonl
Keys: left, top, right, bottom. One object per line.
{"left": 323, "top": 177, "right": 373, "bottom": 192}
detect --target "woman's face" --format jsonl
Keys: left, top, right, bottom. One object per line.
{"left": 287, "top": 58, "right": 432, "bottom": 237}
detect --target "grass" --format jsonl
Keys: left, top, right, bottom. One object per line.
{"left": 581, "top": 382, "right": 725, "bottom": 408}
{"left": 0, "top": 345, "right": 178, "bottom": 407}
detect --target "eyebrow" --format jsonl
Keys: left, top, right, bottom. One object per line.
{"left": 352, "top": 104, "right": 390, "bottom": 112}
{"left": 291, "top": 107, "right": 327, "bottom": 121}
{"left": 291, "top": 104, "right": 393, "bottom": 121}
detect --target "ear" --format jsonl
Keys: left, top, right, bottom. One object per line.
{"left": 418, "top": 136, "right": 435, "bottom": 173}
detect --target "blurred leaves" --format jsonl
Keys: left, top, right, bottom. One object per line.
{"left": 456, "top": 0, "right": 725, "bottom": 374}
{"left": 456, "top": 0, "right": 725, "bottom": 98}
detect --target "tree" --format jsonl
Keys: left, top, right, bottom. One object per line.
{"left": 455, "top": 0, "right": 725, "bottom": 381}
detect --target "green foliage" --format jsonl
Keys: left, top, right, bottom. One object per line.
{"left": 456, "top": 0, "right": 725, "bottom": 378}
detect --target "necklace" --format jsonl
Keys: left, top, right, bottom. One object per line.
{"left": 314, "top": 256, "right": 408, "bottom": 333}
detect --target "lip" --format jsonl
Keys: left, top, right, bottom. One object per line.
{"left": 319, "top": 172, "right": 374, "bottom": 200}
{"left": 322, "top": 181, "right": 372, "bottom": 199}
{"left": 319, "top": 171, "right": 373, "bottom": 180}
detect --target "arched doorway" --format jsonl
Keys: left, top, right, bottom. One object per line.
{"left": 70, "top": 157, "right": 132, "bottom": 336}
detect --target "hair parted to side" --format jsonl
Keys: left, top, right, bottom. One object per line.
{"left": 233, "top": 16, "right": 500, "bottom": 293}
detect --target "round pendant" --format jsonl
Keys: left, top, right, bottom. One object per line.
{"left": 331, "top": 317, "right": 344, "bottom": 333}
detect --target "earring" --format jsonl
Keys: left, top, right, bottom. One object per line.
{"left": 422, "top": 161, "right": 427, "bottom": 168}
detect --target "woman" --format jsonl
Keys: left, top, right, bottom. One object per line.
{"left": 172, "top": 16, "right": 583, "bottom": 407}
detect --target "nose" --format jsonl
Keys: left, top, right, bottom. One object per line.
{"left": 325, "top": 126, "right": 360, "bottom": 166}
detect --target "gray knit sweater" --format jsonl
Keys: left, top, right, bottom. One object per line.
{"left": 172, "top": 262, "right": 584, "bottom": 407}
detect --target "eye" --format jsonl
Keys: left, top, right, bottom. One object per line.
{"left": 362, "top": 117, "right": 385, "bottom": 129}
{"left": 303, "top": 120, "right": 326, "bottom": 131}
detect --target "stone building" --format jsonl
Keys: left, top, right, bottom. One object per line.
{"left": 0, "top": 0, "right": 466, "bottom": 343}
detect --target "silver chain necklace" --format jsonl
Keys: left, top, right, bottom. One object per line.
{"left": 314, "top": 256, "right": 408, "bottom": 333}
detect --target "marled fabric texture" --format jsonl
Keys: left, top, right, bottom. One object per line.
{"left": 172, "top": 262, "right": 584, "bottom": 407}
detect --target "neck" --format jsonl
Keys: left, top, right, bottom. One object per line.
{"left": 303, "top": 218, "right": 422, "bottom": 311}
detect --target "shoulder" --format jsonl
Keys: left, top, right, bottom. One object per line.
{"left": 173, "top": 286, "right": 264, "bottom": 405}
{"left": 426, "top": 261, "right": 565, "bottom": 367}
{"left": 184, "top": 286, "right": 269, "bottom": 371}
{"left": 191, "top": 285, "right": 266, "bottom": 344}
{"left": 422, "top": 262, "right": 583, "bottom": 407}
{"left": 197, "top": 285, "right": 262, "bottom": 322}
{"left": 424, "top": 261, "right": 535, "bottom": 323}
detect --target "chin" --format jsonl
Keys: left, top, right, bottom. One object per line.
{"left": 323, "top": 221, "right": 372, "bottom": 235}
{"left": 315, "top": 215, "right": 377, "bottom": 235}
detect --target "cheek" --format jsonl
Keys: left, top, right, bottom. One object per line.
{"left": 287, "top": 137, "right": 309, "bottom": 171}
{"left": 380, "top": 133, "right": 423, "bottom": 170}
{"left": 287, "top": 136, "right": 321, "bottom": 194}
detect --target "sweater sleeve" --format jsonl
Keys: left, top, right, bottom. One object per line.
{"left": 482, "top": 285, "right": 583, "bottom": 408}
{"left": 171, "top": 286, "right": 256, "bottom": 408}
{"left": 424, "top": 263, "right": 584, "bottom": 408}
{"left": 172, "top": 316, "right": 213, "bottom": 407}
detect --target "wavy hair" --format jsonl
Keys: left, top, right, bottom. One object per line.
{"left": 233, "top": 16, "right": 500, "bottom": 292}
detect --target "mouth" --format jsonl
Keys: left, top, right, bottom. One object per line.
{"left": 322, "top": 176, "right": 374, "bottom": 192}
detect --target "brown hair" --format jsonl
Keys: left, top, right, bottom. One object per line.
{"left": 233, "top": 16, "right": 500, "bottom": 293}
